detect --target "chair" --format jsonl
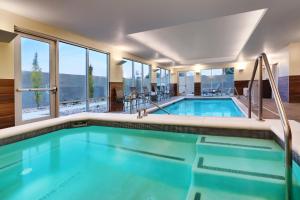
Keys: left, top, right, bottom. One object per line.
{"left": 142, "top": 86, "right": 151, "bottom": 103}
{"left": 114, "top": 88, "right": 130, "bottom": 112}
{"left": 150, "top": 85, "right": 159, "bottom": 102}
{"left": 129, "top": 87, "right": 139, "bottom": 113}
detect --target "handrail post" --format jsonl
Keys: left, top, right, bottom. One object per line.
{"left": 261, "top": 53, "right": 292, "bottom": 200}
{"left": 248, "top": 89, "right": 252, "bottom": 118}
{"left": 258, "top": 56, "right": 263, "bottom": 121}
{"left": 248, "top": 58, "right": 259, "bottom": 118}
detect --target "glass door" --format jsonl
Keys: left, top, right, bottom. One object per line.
{"left": 15, "top": 35, "right": 56, "bottom": 124}
{"left": 178, "top": 71, "right": 195, "bottom": 96}
{"left": 186, "top": 71, "right": 195, "bottom": 95}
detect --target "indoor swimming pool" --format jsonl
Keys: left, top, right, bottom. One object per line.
{"left": 0, "top": 125, "right": 299, "bottom": 200}
{"left": 152, "top": 98, "right": 244, "bottom": 117}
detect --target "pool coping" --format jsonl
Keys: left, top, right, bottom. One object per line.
{"left": 0, "top": 112, "right": 300, "bottom": 166}
{"left": 147, "top": 96, "right": 252, "bottom": 118}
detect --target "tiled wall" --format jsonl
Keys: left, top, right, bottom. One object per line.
{"left": 0, "top": 79, "right": 15, "bottom": 129}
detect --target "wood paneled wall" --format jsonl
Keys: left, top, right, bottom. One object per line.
{"left": 0, "top": 79, "right": 15, "bottom": 129}
{"left": 194, "top": 82, "right": 201, "bottom": 96}
{"left": 289, "top": 75, "right": 300, "bottom": 103}
{"left": 170, "top": 83, "right": 177, "bottom": 96}
{"left": 109, "top": 82, "right": 123, "bottom": 112}
{"left": 262, "top": 80, "right": 272, "bottom": 98}
{"left": 234, "top": 80, "right": 249, "bottom": 96}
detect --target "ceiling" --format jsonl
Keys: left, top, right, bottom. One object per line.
{"left": 0, "top": 0, "right": 300, "bottom": 66}
{"left": 128, "top": 9, "right": 266, "bottom": 65}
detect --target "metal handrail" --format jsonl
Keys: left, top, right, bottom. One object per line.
{"left": 234, "top": 87, "right": 240, "bottom": 99}
{"left": 139, "top": 96, "right": 170, "bottom": 115}
{"left": 248, "top": 53, "right": 292, "bottom": 200}
{"left": 17, "top": 87, "right": 57, "bottom": 92}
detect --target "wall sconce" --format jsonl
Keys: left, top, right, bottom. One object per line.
{"left": 116, "top": 60, "right": 127, "bottom": 65}
{"left": 237, "top": 62, "right": 248, "bottom": 72}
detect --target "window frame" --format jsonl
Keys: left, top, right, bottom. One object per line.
{"left": 14, "top": 29, "right": 110, "bottom": 125}
{"left": 122, "top": 58, "right": 152, "bottom": 94}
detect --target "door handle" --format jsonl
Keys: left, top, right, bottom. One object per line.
{"left": 17, "top": 86, "right": 57, "bottom": 92}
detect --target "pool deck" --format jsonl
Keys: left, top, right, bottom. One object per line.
{"left": 0, "top": 112, "right": 300, "bottom": 159}
{"left": 237, "top": 96, "right": 300, "bottom": 122}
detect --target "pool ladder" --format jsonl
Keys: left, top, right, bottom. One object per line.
{"left": 137, "top": 97, "right": 170, "bottom": 119}
{"left": 248, "top": 53, "right": 292, "bottom": 200}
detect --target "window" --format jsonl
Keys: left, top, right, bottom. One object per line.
{"left": 156, "top": 67, "right": 170, "bottom": 91}
{"left": 122, "top": 59, "right": 133, "bottom": 96}
{"left": 201, "top": 67, "right": 234, "bottom": 96}
{"left": 88, "top": 50, "right": 108, "bottom": 113}
{"left": 59, "top": 42, "right": 109, "bottom": 116}
{"left": 59, "top": 42, "right": 87, "bottom": 115}
{"left": 143, "top": 64, "right": 151, "bottom": 91}
{"left": 122, "top": 59, "right": 151, "bottom": 95}
{"left": 16, "top": 32, "right": 109, "bottom": 124}
{"left": 178, "top": 71, "right": 194, "bottom": 95}
{"left": 134, "top": 62, "right": 143, "bottom": 93}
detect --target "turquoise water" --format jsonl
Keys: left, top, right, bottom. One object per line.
{"left": 153, "top": 99, "right": 244, "bottom": 117}
{"left": 0, "top": 126, "right": 299, "bottom": 200}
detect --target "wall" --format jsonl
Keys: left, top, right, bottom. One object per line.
{"left": 289, "top": 43, "right": 300, "bottom": 76}
{"left": 288, "top": 43, "right": 300, "bottom": 102}
{"left": 0, "top": 42, "right": 14, "bottom": 79}
{"left": 269, "top": 47, "right": 290, "bottom": 101}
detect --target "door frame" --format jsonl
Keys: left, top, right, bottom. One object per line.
{"left": 14, "top": 33, "right": 57, "bottom": 125}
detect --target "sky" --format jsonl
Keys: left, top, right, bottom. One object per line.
{"left": 21, "top": 37, "right": 108, "bottom": 76}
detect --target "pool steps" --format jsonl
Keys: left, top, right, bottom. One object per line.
{"left": 185, "top": 135, "right": 300, "bottom": 200}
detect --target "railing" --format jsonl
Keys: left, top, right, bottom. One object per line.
{"left": 139, "top": 96, "right": 170, "bottom": 115}
{"left": 248, "top": 53, "right": 292, "bottom": 200}
{"left": 234, "top": 87, "right": 240, "bottom": 99}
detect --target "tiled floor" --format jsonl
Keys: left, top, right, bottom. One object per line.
{"left": 237, "top": 96, "right": 300, "bottom": 122}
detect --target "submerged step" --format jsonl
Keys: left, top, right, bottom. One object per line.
{"left": 196, "top": 156, "right": 284, "bottom": 180}
{"left": 191, "top": 154, "right": 285, "bottom": 199}
{"left": 197, "top": 136, "right": 283, "bottom": 160}
{"left": 186, "top": 186, "right": 274, "bottom": 200}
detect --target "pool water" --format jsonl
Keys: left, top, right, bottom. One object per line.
{"left": 0, "top": 126, "right": 299, "bottom": 200}
{"left": 153, "top": 98, "right": 244, "bottom": 117}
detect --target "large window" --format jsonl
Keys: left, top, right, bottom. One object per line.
{"left": 134, "top": 62, "right": 143, "bottom": 93}
{"left": 156, "top": 68, "right": 170, "bottom": 91}
{"left": 122, "top": 59, "right": 151, "bottom": 95}
{"left": 143, "top": 64, "right": 151, "bottom": 91}
{"left": 122, "top": 59, "right": 133, "bottom": 96}
{"left": 59, "top": 42, "right": 108, "bottom": 116}
{"left": 88, "top": 50, "right": 108, "bottom": 112}
{"left": 18, "top": 37, "right": 54, "bottom": 122}
{"left": 201, "top": 67, "right": 234, "bottom": 96}
{"left": 59, "top": 42, "right": 86, "bottom": 115}
{"left": 16, "top": 33, "right": 109, "bottom": 125}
